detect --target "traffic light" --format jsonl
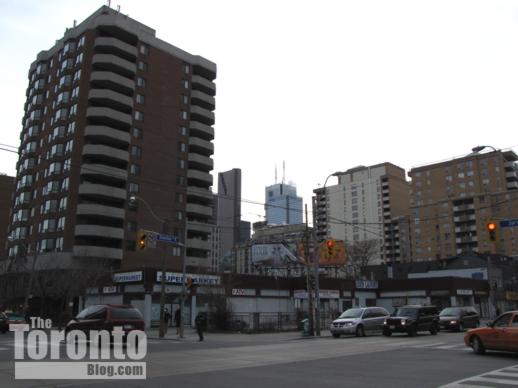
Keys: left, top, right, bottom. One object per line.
{"left": 487, "top": 221, "right": 498, "bottom": 242}
{"left": 326, "top": 239, "right": 335, "bottom": 257}
{"left": 137, "top": 229, "right": 148, "bottom": 250}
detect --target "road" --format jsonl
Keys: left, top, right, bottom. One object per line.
{"left": 0, "top": 329, "right": 517, "bottom": 387}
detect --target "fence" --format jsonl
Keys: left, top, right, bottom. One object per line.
{"left": 230, "top": 312, "right": 299, "bottom": 332}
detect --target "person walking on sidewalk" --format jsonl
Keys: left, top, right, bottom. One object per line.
{"left": 163, "top": 308, "right": 172, "bottom": 334}
{"left": 174, "top": 307, "right": 181, "bottom": 335}
{"left": 195, "top": 312, "right": 207, "bottom": 341}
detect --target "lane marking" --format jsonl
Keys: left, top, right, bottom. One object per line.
{"left": 439, "top": 363, "right": 518, "bottom": 387}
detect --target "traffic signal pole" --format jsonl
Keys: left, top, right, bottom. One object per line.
{"left": 304, "top": 204, "right": 314, "bottom": 336}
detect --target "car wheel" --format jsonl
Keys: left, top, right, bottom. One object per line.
{"left": 458, "top": 323, "right": 464, "bottom": 332}
{"left": 408, "top": 325, "right": 417, "bottom": 337}
{"left": 383, "top": 329, "right": 392, "bottom": 337}
{"left": 332, "top": 333, "right": 340, "bottom": 338}
{"left": 430, "top": 325, "right": 438, "bottom": 335}
{"left": 356, "top": 325, "right": 365, "bottom": 337}
{"left": 471, "top": 336, "right": 486, "bottom": 355}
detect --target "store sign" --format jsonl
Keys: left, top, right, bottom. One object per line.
{"left": 355, "top": 280, "right": 378, "bottom": 289}
{"left": 506, "top": 291, "right": 518, "bottom": 301}
{"left": 232, "top": 288, "right": 255, "bottom": 296}
{"left": 157, "top": 272, "right": 220, "bottom": 286}
{"left": 293, "top": 290, "right": 339, "bottom": 299}
{"left": 113, "top": 271, "right": 143, "bottom": 283}
{"left": 457, "top": 289, "right": 473, "bottom": 296}
{"left": 102, "top": 286, "right": 117, "bottom": 294}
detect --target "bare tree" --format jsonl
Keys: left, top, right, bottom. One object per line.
{"left": 345, "top": 239, "right": 379, "bottom": 279}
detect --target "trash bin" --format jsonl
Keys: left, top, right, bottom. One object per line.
{"left": 300, "top": 318, "right": 309, "bottom": 336}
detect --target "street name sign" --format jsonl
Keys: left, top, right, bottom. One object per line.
{"left": 156, "top": 233, "right": 178, "bottom": 243}
{"left": 500, "top": 219, "right": 518, "bottom": 228}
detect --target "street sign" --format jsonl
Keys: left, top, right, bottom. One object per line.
{"left": 500, "top": 219, "right": 518, "bottom": 228}
{"left": 156, "top": 233, "right": 179, "bottom": 243}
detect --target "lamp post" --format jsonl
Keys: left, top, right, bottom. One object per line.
{"left": 129, "top": 194, "right": 187, "bottom": 338}
{"left": 8, "top": 237, "right": 37, "bottom": 318}
{"left": 314, "top": 171, "right": 346, "bottom": 336}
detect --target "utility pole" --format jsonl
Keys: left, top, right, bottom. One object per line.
{"left": 312, "top": 197, "right": 321, "bottom": 336}
{"left": 158, "top": 221, "right": 169, "bottom": 338}
{"left": 304, "top": 204, "right": 314, "bottom": 336}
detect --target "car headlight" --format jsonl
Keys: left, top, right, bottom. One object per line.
{"left": 450, "top": 320, "right": 458, "bottom": 324}
{"left": 383, "top": 319, "right": 387, "bottom": 325}
{"left": 401, "top": 320, "right": 406, "bottom": 325}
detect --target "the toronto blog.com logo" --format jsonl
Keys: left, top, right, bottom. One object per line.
{"left": 12, "top": 317, "right": 147, "bottom": 380}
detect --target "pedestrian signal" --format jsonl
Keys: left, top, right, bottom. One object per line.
{"left": 326, "top": 239, "right": 335, "bottom": 257}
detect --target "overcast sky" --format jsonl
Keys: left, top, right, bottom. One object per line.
{"left": 1, "top": 0, "right": 517, "bottom": 224}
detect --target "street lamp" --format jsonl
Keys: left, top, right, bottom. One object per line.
{"left": 128, "top": 194, "right": 187, "bottom": 338}
{"left": 313, "top": 170, "right": 346, "bottom": 336}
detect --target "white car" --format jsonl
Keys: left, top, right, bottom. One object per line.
{"left": 330, "top": 307, "right": 390, "bottom": 338}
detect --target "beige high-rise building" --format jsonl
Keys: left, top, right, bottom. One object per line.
{"left": 408, "top": 149, "right": 518, "bottom": 260}
{"left": 313, "top": 163, "right": 411, "bottom": 264}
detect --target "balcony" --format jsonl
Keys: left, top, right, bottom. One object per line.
{"left": 190, "top": 91, "right": 215, "bottom": 111}
{"left": 86, "top": 107, "right": 132, "bottom": 129}
{"left": 80, "top": 163, "right": 128, "bottom": 182}
{"left": 187, "top": 221, "right": 213, "bottom": 234}
{"left": 453, "top": 204, "right": 475, "bottom": 212}
{"left": 88, "top": 89, "right": 133, "bottom": 112}
{"left": 73, "top": 245, "right": 122, "bottom": 260}
{"left": 92, "top": 54, "right": 136, "bottom": 78}
{"left": 189, "top": 121, "right": 214, "bottom": 141}
{"left": 455, "top": 225, "right": 477, "bottom": 233}
{"left": 75, "top": 225, "right": 124, "bottom": 239}
{"left": 76, "top": 203, "right": 125, "bottom": 220}
{"left": 187, "top": 187, "right": 213, "bottom": 203}
{"left": 84, "top": 126, "right": 131, "bottom": 147}
{"left": 82, "top": 144, "right": 129, "bottom": 164}
{"left": 189, "top": 137, "right": 214, "bottom": 156}
{"left": 187, "top": 169, "right": 213, "bottom": 187}
{"left": 78, "top": 183, "right": 127, "bottom": 201}
{"left": 188, "top": 153, "right": 213, "bottom": 172}
{"left": 456, "top": 236, "right": 478, "bottom": 244}
{"left": 186, "top": 237, "right": 211, "bottom": 251}
{"left": 186, "top": 203, "right": 213, "bottom": 218}
{"left": 454, "top": 215, "right": 476, "bottom": 223}
{"left": 90, "top": 71, "right": 135, "bottom": 95}
{"left": 190, "top": 106, "right": 215, "bottom": 126}
{"left": 94, "top": 37, "right": 137, "bottom": 61}
{"left": 192, "top": 75, "right": 216, "bottom": 96}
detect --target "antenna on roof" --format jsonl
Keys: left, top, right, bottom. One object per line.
{"left": 275, "top": 164, "right": 277, "bottom": 184}
{"left": 117, "top": 5, "right": 120, "bottom": 13}
{"left": 73, "top": 20, "right": 77, "bottom": 27}
{"left": 107, "top": 0, "right": 111, "bottom": 7}
{"left": 282, "top": 160, "right": 285, "bottom": 184}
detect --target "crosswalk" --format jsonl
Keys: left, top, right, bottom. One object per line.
{"left": 440, "top": 364, "right": 518, "bottom": 387}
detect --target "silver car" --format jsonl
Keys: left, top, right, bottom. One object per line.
{"left": 330, "top": 307, "right": 390, "bottom": 338}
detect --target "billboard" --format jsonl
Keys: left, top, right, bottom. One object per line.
{"left": 250, "top": 243, "right": 301, "bottom": 266}
{"left": 296, "top": 240, "right": 347, "bottom": 266}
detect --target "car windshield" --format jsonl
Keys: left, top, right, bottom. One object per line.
{"left": 439, "top": 308, "right": 461, "bottom": 316}
{"left": 392, "top": 308, "right": 418, "bottom": 318}
{"left": 6, "top": 313, "right": 24, "bottom": 320}
{"left": 338, "top": 308, "right": 363, "bottom": 319}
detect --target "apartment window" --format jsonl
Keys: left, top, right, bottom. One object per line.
{"left": 127, "top": 221, "right": 137, "bottom": 232}
{"left": 131, "top": 145, "right": 142, "bottom": 159}
{"left": 72, "top": 69, "right": 81, "bottom": 82}
{"left": 59, "top": 197, "right": 67, "bottom": 211}
{"left": 132, "top": 127, "right": 143, "bottom": 139}
{"left": 130, "top": 164, "right": 141, "bottom": 176}
{"left": 60, "top": 58, "right": 73, "bottom": 71}
{"left": 176, "top": 211, "right": 183, "bottom": 221}
{"left": 177, "top": 158, "right": 185, "bottom": 169}
{"left": 57, "top": 91, "right": 70, "bottom": 104}
{"left": 69, "top": 104, "right": 78, "bottom": 116}
{"left": 42, "top": 199, "right": 58, "bottom": 214}
{"left": 180, "top": 110, "right": 188, "bottom": 120}
{"left": 75, "top": 52, "right": 83, "bottom": 65}
{"left": 176, "top": 193, "right": 184, "bottom": 203}
{"left": 41, "top": 219, "right": 57, "bottom": 233}
{"left": 137, "top": 61, "right": 148, "bottom": 71}
{"left": 67, "top": 121, "right": 76, "bottom": 134}
{"left": 136, "top": 94, "right": 145, "bottom": 104}
{"left": 178, "top": 126, "right": 187, "bottom": 136}
{"left": 136, "top": 77, "right": 146, "bottom": 88}
{"left": 134, "top": 111, "right": 144, "bottom": 121}
{"left": 56, "top": 237, "right": 64, "bottom": 251}
{"left": 176, "top": 175, "right": 186, "bottom": 185}
{"left": 39, "top": 238, "right": 55, "bottom": 253}
{"left": 54, "top": 108, "right": 68, "bottom": 122}
{"left": 59, "top": 75, "right": 72, "bottom": 88}
{"left": 129, "top": 183, "right": 139, "bottom": 193}
{"left": 61, "top": 177, "right": 69, "bottom": 191}
{"left": 181, "top": 95, "right": 188, "bottom": 105}
{"left": 71, "top": 86, "right": 80, "bottom": 99}
{"left": 182, "top": 79, "right": 189, "bottom": 89}
{"left": 178, "top": 142, "right": 186, "bottom": 152}
{"left": 52, "top": 126, "right": 66, "bottom": 140}
{"left": 183, "top": 63, "right": 190, "bottom": 74}
{"left": 63, "top": 158, "right": 71, "bottom": 172}
{"left": 139, "top": 44, "right": 149, "bottom": 55}
{"left": 44, "top": 180, "right": 60, "bottom": 195}
{"left": 65, "top": 139, "right": 74, "bottom": 153}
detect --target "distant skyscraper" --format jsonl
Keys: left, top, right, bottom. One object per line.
{"left": 217, "top": 169, "right": 242, "bottom": 259}
{"left": 265, "top": 183, "right": 303, "bottom": 225}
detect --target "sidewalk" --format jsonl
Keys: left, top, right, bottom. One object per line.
{"left": 145, "top": 327, "right": 328, "bottom": 342}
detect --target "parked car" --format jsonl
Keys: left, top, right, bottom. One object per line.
{"left": 0, "top": 313, "right": 8, "bottom": 333}
{"left": 4, "top": 312, "right": 26, "bottom": 326}
{"left": 65, "top": 304, "right": 145, "bottom": 340}
{"left": 330, "top": 307, "right": 390, "bottom": 338}
{"left": 383, "top": 305, "right": 439, "bottom": 337}
{"left": 439, "top": 306, "right": 480, "bottom": 331}
{"left": 464, "top": 310, "right": 518, "bottom": 354}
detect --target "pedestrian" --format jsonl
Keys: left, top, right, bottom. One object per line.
{"left": 163, "top": 308, "right": 171, "bottom": 334}
{"left": 496, "top": 307, "right": 501, "bottom": 317}
{"left": 195, "top": 312, "right": 207, "bottom": 342}
{"left": 174, "top": 307, "right": 181, "bottom": 335}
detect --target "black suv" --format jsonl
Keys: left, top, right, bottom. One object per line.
{"left": 383, "top": 305, "right": 439, "bottom": 337}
